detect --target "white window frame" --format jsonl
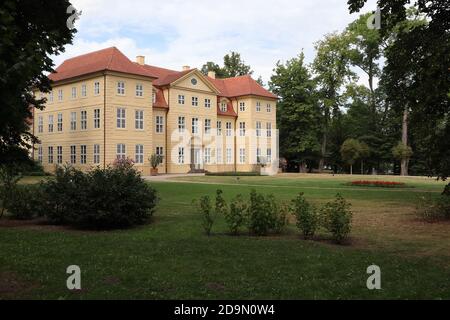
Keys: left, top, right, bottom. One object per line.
{"left": 135, "top": 110, "right": 144, "bottom": 130}
{"left": 204, "top": 119, "right": 211, "bottom": 135}
{"left": 191, "top": 118, "right": 198, "bottom": 134}
{"left": 135, "top": 144, "right": 144, "bottom": 164}
{"left": 267, "top": 103, "right": 272, "bottom": 112}
{"left": 217, "top": 121, "right": 222, "bottom": 136}
{"left": 94, "top": 82, "right": 100, "bottom": 95}
{"left": 205, "top": 98, "right": 211, "bottom": 108}
{"left": 58, "top": 89, "right": 63, "bottom": 101}
{"left": 192, "top": 96, "right": 198, "bottom": 107}
{"left": 216, "top": 147, "right": 222, "bottom": 164}
{"left": 239, "top": 122, "right": 246, "bottom": 136}
{"left": 226, "top": 148, "right": 232, "bottom": 164}
{"left": 57, "top": 113, "right": 63, "bottom": 131}
{"left": 94, "top": 144, "right": 100, "bottom": 164}
{"left": 117, "top": 81, "right": 125, "bottom": 95}
{"left": 38, "top": 116, "right": 43, "bottom": 133}
{"left": 48, "top": 115, "right": 54, "bottom": 132}
{"left": 117, "top": 108, "right": 126, "bottom": 128}
{"left": 256, "top": 121, "right": 262, "bottom": 137}
{"left": 94, "top": 109, "right": 100, "bottom": 129}
{"left": 49, "top": 91, "right": 54, "bottom": 102}
{"left": 267, "top": 148, "right": 272, "bottom": 163}
{"left": 70, "top": 145, "right": 76, "bottom": 164}
{"left": 80, "top": 145, "right": 87, "bottom": 164}
{"left": 81, "top": 84, "right": 87, "bottom": 97}
{"left": 156, "top": 115, "right": 164, "bottom": 133}
{"left": 220, "top": 102, "right": 227, "bottom": 112}
{"left": 239, "top": 148, "right": 246, "bottom": 163}
{"left": 266, "top": 122, "right": 272, "bottom": 137}
{"left": 156, "top": 146, "right": 164, "bottom": 157}
{"left": 71, "top": 87, "right": 77, "bottom": 99}
{"left": 70, "top": 112, "right": 77, "bottom": 131}
{"left": 57, "top": 146, "right": 63, "bottom": 164}
{"left": 81, "top": 110, "right": 87, "bottom": 130}
{"left": 178, "top": 116, "right": 185, "bottom": 134}
{"left": 48, "top": 146, "right": 54, "bottom": 164}
{"left": 37, "top": 145, "right": 43, "bottom": 163}
{"left": 226, "top": 122, "right": 232, "bottom": 136}
{"left": 178, "top": 147, "right": 185, "bottom": 164}
{"left": 204, "top": 148, "right": 211, "bottom": 164}
{"left": 136, "top": 83, "right": 143, "bottom": 97}
{"left": 178, "top": 95, "right": 185, "bottom": 105}
{"left": 116, "top": 144, "right": 126, "bottom": 160}
{"left": 256, "top": 101, "right": 261, "bottom": 112}
{"left": 239, "top": 102, "right": 246, "bottom": 112}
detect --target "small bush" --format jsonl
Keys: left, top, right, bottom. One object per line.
{"left": 321, "top": 194, "right": 353, "bottom": 244}
{"left": 5, "top": 184, "right": 44, "bottom": 220}
{"left": 42, "top": 164, "right": 158, "bottom": 229}
{"left": 246, "top": 190, "right": 287, "bottom": 236}
{"left": 291, "top": 193, "right": 318, "bottom": 239}
{"left": 417, "top": 195, "right": 450, "bottom": 222}
{"left": 272, "top": 203, "right": 289, "bottom": 234}
{"left": 215, "top": 189, "right": 228, "bottom": 216}
{"left": 199, "top": 195, "right": 214, "bottom": 236}
{"left": 226, "top": 194, "right": 247, "bottom": 235}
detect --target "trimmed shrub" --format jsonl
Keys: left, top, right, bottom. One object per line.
{"left": 5, "top": 184, "right": 45, "bottom": 220}
{"left": 226, "top": 194, "right": 247, "bottom": 235}
{"left": 291, "top": 193, "right": 318, "bottom": 239}
{"left": 321, "top": 194, "right": 353, "bottom": 244}
{"left": 417, "top": 195, "right": 450, "bottom": 222}
{"left": 199, "top": 195, "right": 214, "bottom": 236}
{"left": 246, "top": 190, "right": 287, "bottom": 236}
{"left": 215, "top": 189, "right": 228, "bottom": 216}
{"left": 42, "top": 164, "right": 158, "bottom": 229}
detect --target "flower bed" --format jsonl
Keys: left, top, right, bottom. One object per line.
{"left": 348, "top": 180, "right": 407, "bottom": 188}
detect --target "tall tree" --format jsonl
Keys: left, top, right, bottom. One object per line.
{"left": 0, "top": 0, "right": 75, "bottom": 161}
{"left": 201, "top": 52, "right": 253, "bottom": 78}
{"left": 348, "top": 1, "right": 450, "bottom": 192}
{"left": 269, "top": 53, "right": 322, "bottom": 172}
{"left": 312, "top": 32, "right": 356, "bottom": 171}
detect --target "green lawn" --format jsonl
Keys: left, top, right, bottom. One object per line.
{"left": 1, "top": 174, "right": 449, "bottom": 299}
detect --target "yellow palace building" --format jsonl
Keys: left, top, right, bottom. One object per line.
{"left": 32, "top": 47, "right": 278, "bottom": 175}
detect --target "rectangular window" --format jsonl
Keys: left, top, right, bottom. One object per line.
{"left": 49, "top": 91, "right": 54, "bottom": 102}
{"left": 267, "top": 103, "right": 272, "bottom": 112}
{"left": 117, "top": 81, "right": 125, "bottom": 95}
{"left": 205, "top": 98, "right": 211, "bottom": 108}
{"left": 191, "top": 118, "right": 198, "bottom": 134}
{"left": 239, "top": 148, "right": 246, "bottom": 163}
{"left": 178, "top": 147, "right": 185, "bottom": 164}
{"left": 226, "top": 122, "right": 232, "bottom": 136}
{"left": 81, "top": 110, "right": 87, "bottom": 130}
{"left": 192, "top": 96, "right": 198, "bottom": 106}
{"left": 266, "top": 122, "right": 272, "bottom": 137}
{"left": 48, "top": 146, "right": 54, "bottom": 164}
{"left": 256, "top": 121, "right": 262, "bottom": 137}
{"left": 80, "top": 145, "right": 87, "bottom": 164}
{"left": 239, "top": 122, "right": 246, "bottom": 136}
{"left": 152, "top": 92, "right": 156, "bottom": 104}
{"left": 57, "top": 146, "right": 63, "bottom": 164}
{"left": 178, "top": 116, "right": 185, "bottom": 133}
{"left": 156, "top": 116, "right": 164, "bottom": 133}
{"left": 220, "top": 102, "right": 227, "bottom": 112}
{"left": 256, "top": 101, "right": 261, "bottom": 112}
{"left": 257, "top": 148, "right": 262, "bottom": 164}
{"left": 38, "top": 116, "right": 43, "bottom": 133}
{"left": 135, "top": 110, "right": 144, "bottom": 130}
{"left": 136, "top": 83, "right": 143, "bottom": 97}
{"left": 117, "top": 108, "right": 126, "bottom": 128}
{"left": 71, "top": 87, "right": 77, "bottom": 99}
{"left": 93, "top": 144, "right": 100, "bottom": 164}
{"left": 38, "top": 145, "right": 43, "bottom": 163}
{"left": 70, "top": 145, "right": 76, "bottom": 164}
{"left": 58, "top": 89, "right": 63, "bottom": 101}
{"left": 239, "top": 102, "right": 246, "bottom": 112}
{"left": 116, "top": 144, "right": 126, "bottom": 160}
{"left": 267, "top": 148, "right": 272, "bottom": 163}
{"left": 94, "top": 109, "right": 100, "bottom": 129}
{"left": 81, "top": 84, "right": 87, "bottom": 97}
{"left": 204, "top": 119, "right": 211, "bottom": 134}
{"left": 216, "top": 147, "right": 222, "bottom": 164}
{"left": 226, "top": 148, "right": 232, "bottom": 164}
{"left": 57, "top": 113, "right": 63, "bottom": 131}
{"left": 70, "top": 112, "right": 77, "bottom": 131}
{"left": 178, "top": 95, "right": 185, "bottom": 105}
{"left": 156, "top": 146, "right": 164, "bottom": 157}
{"left": 204, "top": 148, "right": 211, "bottom": 164}
{"left": 217, "top": 121, "right": 222, "bottom": 136}
{"left": 135, "top": 144, "right": 144, "bottom": 164}
{"left": 94, "top": 82, "right": 100, "bottom": 95}
{"left": 48, "top": 115, "right": 54, "bottom": 132}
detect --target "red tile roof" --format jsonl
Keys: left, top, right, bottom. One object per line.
{"left": 208, "top": 75, "right": 277, "bottom": 100}
{"left": 217, "top": 99, "right": 237, "bottom": 117}
{"left": 153, "top": 88, "right": 168, "bottom": 109}
{"left": 49, "top": 47, "right": 157, "bottom": 82}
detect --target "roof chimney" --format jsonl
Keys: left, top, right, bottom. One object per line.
{"left": 182, "top": 65, "right": 190, "bottom": 71}
{"left": 208, "top": 71, "right": 216, "bottom": 79}
{"left": 136, "top": 55, "right": 145, "bottom": 66}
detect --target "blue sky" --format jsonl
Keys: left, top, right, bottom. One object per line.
{"left": 55, "top": 0, "right": 377, "bottom": 84}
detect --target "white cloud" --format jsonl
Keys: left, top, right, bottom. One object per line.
{"left": 54, "top": 0, "right": 378, "bottom": 84}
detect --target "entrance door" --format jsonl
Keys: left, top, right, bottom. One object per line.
{"left": 193, "top": 148, "right": 203, "bottom": 170}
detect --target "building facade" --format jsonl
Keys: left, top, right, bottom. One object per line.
{"left": 32, "top": 47, "right": 278, "bottom": 175}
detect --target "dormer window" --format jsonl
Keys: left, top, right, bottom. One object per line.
{"left": 220, "top": 102, "right": 227, "bottom": 112}
{"left": 152, "top": 91, "right": 156, "bottom": 104}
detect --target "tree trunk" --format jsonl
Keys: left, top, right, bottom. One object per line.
{"left": 401, "top": 107, "right": 409, "bottom": 176}
{"left": 299, "top": 162, "right": 307, "bottom": 173}
{"left": 350, "top": 165, "right": 353, "bottom": 175}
